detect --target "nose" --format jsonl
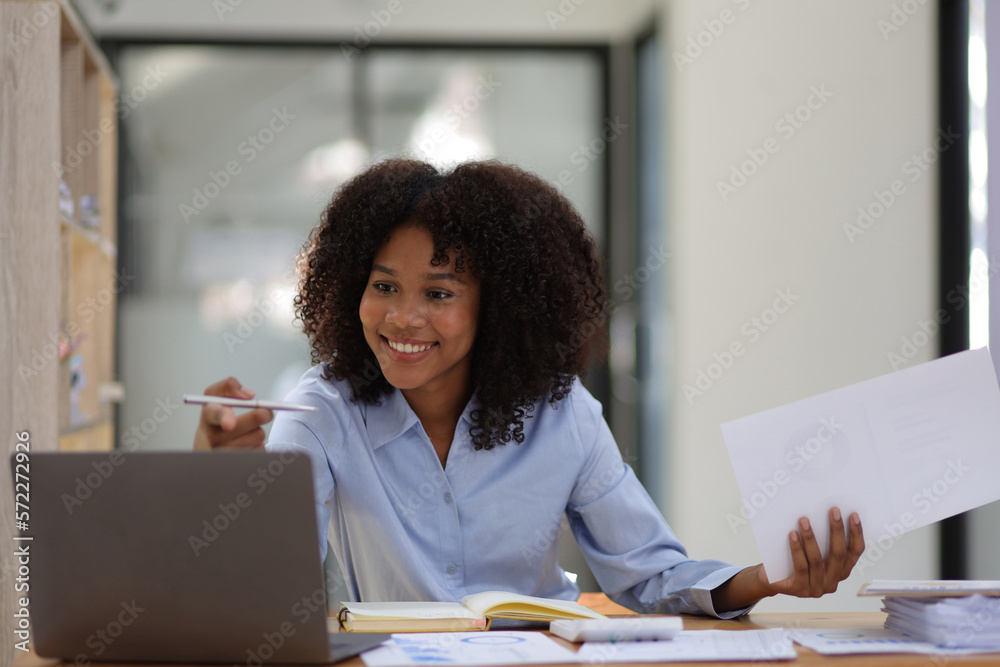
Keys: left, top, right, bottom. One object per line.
{"left": 386, "top": 292, "right": 428, "bottom": 329}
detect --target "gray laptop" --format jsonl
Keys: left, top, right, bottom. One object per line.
{"left": 21, "top": 451, "right": 387, "bottom": 664}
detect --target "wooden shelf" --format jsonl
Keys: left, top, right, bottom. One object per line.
{"left": 61, "top": 214, "right": 118, "bottom": 261}
{"left": 1, "top": 0, "right": 119, "bottom": 452}
{"left": 59, "top": 418, "right": 115, "bottom": 452}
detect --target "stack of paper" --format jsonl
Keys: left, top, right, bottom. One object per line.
{"left": 789, "top": 627, "right": 1000, "bottom": 656}
{"left": 882, "top": 596, "right": 1000, "bottom": 648}
{"left": 861, "top": 580, "right": 1000, "bottom": 649}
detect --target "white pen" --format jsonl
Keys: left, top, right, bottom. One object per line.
{"left": 182, "top": 394, "right": 317, "bottom": 412}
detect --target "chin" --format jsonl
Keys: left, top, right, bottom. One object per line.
{"left": 379, "top": 371, "right": 425, "bottom": 391}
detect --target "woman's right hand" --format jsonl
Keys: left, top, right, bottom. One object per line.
{"left": 193, "top": 377, "right": 274, "bottom": 450}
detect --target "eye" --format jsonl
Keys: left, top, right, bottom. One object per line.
{"left": 427, "top": 290, "right": 453, "bottom": 301}
{"left": 371, "top": 282, "right": 395, "bottom": 294}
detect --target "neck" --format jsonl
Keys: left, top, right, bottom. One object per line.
{"left": 401, "top": 378, "right": 474, "bottom": 467}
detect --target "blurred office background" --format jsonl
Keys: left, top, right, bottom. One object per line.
{"left": 73, "top": 0, "right": 1000, "bottom": 612}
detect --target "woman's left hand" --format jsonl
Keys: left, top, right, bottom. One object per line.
{"left": 711, "top": 507, "right": 865, "bottom": 613}
{"left": 761, "top": 507, "right": 865, "bottom": 597}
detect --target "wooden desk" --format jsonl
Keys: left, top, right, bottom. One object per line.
{"left": 15, "top": 596, "right": 1000, "bottom": 666}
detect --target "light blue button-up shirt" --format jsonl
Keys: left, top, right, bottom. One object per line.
{"left": 268, "top": 366, "right": 752, "bottom": 618}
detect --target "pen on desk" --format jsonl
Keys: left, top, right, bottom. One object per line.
{"left": 182, "top": 394, "right": 318, "bottom": 412}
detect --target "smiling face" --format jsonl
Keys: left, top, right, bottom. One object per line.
{"left": 359, "top": 224, "right": 480, "bottom": 400}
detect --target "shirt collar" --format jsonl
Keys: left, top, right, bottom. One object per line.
{"left": 365, "top": 389, "right": 420, "bottom": 450}
{"left": 365, "top": 388, "right": 480, "bottom": 450}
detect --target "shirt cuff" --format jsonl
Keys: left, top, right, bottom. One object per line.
{"left": 690, "top": 565, "right": 759, "bottom": 619}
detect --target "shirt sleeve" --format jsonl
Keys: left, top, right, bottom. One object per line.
{"left": 267, "top": 411, "right": 340, "bottom": 563}
{"left": 565, "top": 386, "right": 757, "bottom": 619}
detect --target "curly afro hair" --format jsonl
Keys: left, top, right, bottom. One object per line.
{"left": 295, "top": 158, "right": 609, "bottom": 451}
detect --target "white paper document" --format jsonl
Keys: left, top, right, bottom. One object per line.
{"left": 574, "top": 629, "right": 796, "bottom": 662}
{"left": 361, "top": 631, "right": 579, "bottom": 667}
{"left": 789, "top": 628, "right": 1000, "bottom": 656}
{"left": 721, "top": 347, "right": 1000, "bottom": 582}
{"left": 860, "top": 579, "right": 1000, "bottom": 597}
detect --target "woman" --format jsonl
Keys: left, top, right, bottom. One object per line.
{"left": 194, "top": 158, "right": 864, "bottom": 616}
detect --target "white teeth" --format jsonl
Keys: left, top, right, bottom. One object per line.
{"left": 388, "top": 340, "right": 433, "bottom": 354}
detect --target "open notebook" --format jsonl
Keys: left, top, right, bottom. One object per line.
{"left": 339, "top": 591, "right": 606, "bottom": 632}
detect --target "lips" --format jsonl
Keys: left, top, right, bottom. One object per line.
{"left": 386, "top": 338, "right": 435, "bottom": 354}
{"left": 381, "top": 335, "right": 438, "bottom": 361}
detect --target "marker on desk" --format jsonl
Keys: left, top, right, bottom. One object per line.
{"left": 182, "top": 394, "right": 317, "bottom": 412}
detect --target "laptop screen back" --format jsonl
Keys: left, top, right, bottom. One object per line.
{"left": 25, "top": 450, "right": 332, "bottom": 664}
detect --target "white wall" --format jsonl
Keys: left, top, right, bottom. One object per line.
{"left": 661, "top": 0, "right": 940, "bottom": 611}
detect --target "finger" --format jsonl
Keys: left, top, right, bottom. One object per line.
{"left": 219, "top": 408, "right": 273, "bottom": 437}
{"left": 200, "top": 377, "right": 256, "bottom": 430}
{"left": 204, "top": 408, "right": 273, "bottom": 448}
{"left": 788, "top": 529, "right": 810, "bottom": 594}
{"left": 845, "top": 512, "right": 865, "bottom": 569}
{"left": 193, "top": 379, "right": 263, "bottom": 451}
{"left": 210, "top": 426, "right": 268, "bottom": 450}
{"left": 202, "top": 403, "right": 238, "bottom": 431}
{"left": 203, "top": 376, "right": 255, "bottom": 399}
{"left": 796, "top": 517, "right": 826, "bottom": 596}
{"left": 826, "top": 507, "right": 849, "bottom": 579}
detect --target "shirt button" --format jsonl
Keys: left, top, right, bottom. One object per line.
{"left": 444, "top": 493, "right": 453, "bottom": 504}
{"left": 447, "top": 564, "right": 458, "bottom": 575}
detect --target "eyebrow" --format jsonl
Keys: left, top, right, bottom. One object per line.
{"left": 371, "top": 264, "right": 467, "bottom": 283}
